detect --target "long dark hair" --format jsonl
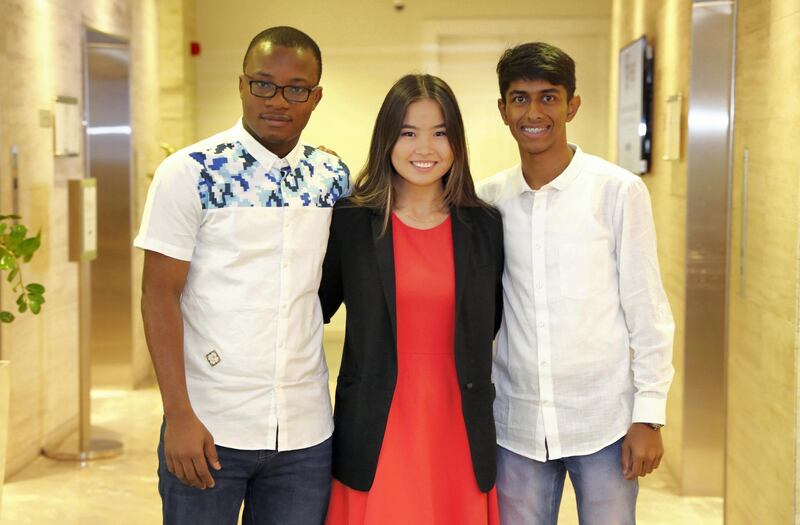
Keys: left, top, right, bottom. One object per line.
{"left": 351, "top": 74, "right": 486, "bottom": 232}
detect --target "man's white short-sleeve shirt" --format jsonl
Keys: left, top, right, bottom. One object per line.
{"left": 134, "top": 120, "right": 350, "bottom": 451}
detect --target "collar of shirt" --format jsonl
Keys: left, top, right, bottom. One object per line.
{"left": 516, "top": 143, "right": 585, "bottom": 195}
{"left": 233, "top": 118, "right": 305, "bottom": 173}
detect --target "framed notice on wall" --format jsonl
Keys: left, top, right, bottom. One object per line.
{"left": 617, "top": 36, "right": 654, "bottom": 175}
{"left": 54, "top": 96, "right": 81, "bottom": 157}
{"left": 68, "top": 178, "right": 97, "bottom": 261}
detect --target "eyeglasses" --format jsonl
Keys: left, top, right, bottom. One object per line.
{"left": 244, "top": 76, "right": 318, "bottom": 103}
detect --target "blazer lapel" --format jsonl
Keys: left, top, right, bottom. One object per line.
{"left": 371, "top": 211, "right": 398, "bottom": 341}
{"left": 451, "top": 207, "right": 473, "bottom": 314}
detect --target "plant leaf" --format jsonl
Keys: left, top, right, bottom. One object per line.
{"left": 18, "top": 237, "right": 40, "bottom": 258}
{"left": 10, "top": 224, "right": 27, "bottom": 240}
{"left": 0, "top": 220, "right": 44, "bottom": 323}
{"left": 26, "top": 283, "right": 45, "bottom": 295}
{"left": 0, "top": 255, "right": 14, "bottom": 270}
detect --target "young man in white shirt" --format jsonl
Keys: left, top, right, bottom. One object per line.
{"left": 478, "top": 42, "right": 674, "bottom": 525}
{"left": 135, "top": 26, "right": 349, "bottom": 525}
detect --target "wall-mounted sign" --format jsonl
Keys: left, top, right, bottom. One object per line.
{"left": 617, "top": 36, "right": 654, "bottom": 175}
{"left": 663, "top": 93, "right": 683, "bottom": 161}
{"left": 68, "top": 178, "right": 97, "bottom": 261}
{"left": 54, "top": 96, "right": 81, "bottom": 157}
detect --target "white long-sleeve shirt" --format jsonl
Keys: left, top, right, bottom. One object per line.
{"left": 478, "top": 145, "right": 674, "bottom": 461}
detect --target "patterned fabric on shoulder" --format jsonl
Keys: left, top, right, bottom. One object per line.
{"left": 192, "top": 142, "right": 349, "bottom": 210}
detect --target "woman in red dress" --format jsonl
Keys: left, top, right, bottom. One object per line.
{"left": 319, "top": 74, "right": 503, "bottom": 525}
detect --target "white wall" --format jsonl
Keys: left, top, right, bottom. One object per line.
{"left": 193, "top": 0, "right": 612, "bottom": 332}
{"left": 194, "top": 1, "right": 611, "bottom": 172}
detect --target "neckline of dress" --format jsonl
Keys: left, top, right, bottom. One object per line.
{"left": 392, "top": 211, "right": 451, "bottom": 232}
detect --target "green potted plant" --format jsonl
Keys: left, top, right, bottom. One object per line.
{"left": 0, "top": 214, "right": 45, "bottom": 515}
{"left": 0, "top": 215, "right": 45, "bottom": 321}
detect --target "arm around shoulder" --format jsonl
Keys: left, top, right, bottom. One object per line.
{"left": 471, "top": 205, "right": 505, "bottom": 334}
{"left": 318, "top": 203, "right": 350, "bottom": 323}
{"left": 490, "top": 207, "right": 504, "bottom": 334}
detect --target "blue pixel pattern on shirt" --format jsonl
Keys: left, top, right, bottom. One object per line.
{"left": 190, "top": 142, "right": 350, "bottom": 210}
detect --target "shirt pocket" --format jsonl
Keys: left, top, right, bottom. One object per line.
{"left": 558, "top": 239, "right": 609, "bottom": 299}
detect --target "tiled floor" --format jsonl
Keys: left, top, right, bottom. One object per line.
{"left": 1, "top": 344, "right": 723, "bottom": 524}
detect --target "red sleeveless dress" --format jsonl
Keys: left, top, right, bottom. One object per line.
{"left": 325, "top": 213, "right": 499, "bottom": 525}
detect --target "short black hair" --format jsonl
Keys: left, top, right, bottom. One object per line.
{"left": 496, "top": 42, "right": 576, "bottom": 100}
{"left": 242, "top": 26, "right": 322, "bottom": 82}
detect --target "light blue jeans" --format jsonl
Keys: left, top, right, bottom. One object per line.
{"left": 496, "top": 437, "right": 638, "bottom": 525}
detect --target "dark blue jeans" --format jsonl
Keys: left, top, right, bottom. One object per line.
{"left": 157, "top": 423, "right": 332, "bottom": 525}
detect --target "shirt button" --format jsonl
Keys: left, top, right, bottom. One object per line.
{"left": 535, "top": 244, "right": 542, "bottom": 251}
{"left": 540, "top": 361, "right": 549, "bottom": 367}
{"left": 535, "top": 282, "right": 543, "bottom": 289}
{"left": 537, "top": 321, "right": 545, "bottom": 328}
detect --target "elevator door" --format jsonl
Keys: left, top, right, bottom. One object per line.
{"left": 86, "top": 31, "right": 133, "bottom": 387}
{"left": 682, "top": 0, "right": 736, "bottom": 497}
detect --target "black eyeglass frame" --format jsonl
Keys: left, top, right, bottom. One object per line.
{"left": 242, "top": 75, "right": 319, "bottom": 103}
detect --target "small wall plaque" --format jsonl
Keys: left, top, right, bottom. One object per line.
{"left": 39, "top": 109, "right": 52, "bottom": 128}
{"left": 663, "top": 94, "right": 683, "bottom": 161}
{"left": 54, "top": 96, "right": 80, "bottom": 157}
{"left": 68, "top": 178, "right": 97, "bottom": 261}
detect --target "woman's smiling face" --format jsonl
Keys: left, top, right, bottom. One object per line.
{"left": 390, "top": 98, "right": 454, "bottom": 192}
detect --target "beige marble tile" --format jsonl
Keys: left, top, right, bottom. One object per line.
{"left": 129, "top": 0, "right": 165, "bottom": 389}
{"left": 1, "top": 387, "right": 162, "bottom": 525}
{"left": 610, "top": 0, "right": 691, "bottom": 487}
{"left": 3, "top": 331, "right": 724, "bottom": 523}
{"left": 726, "top": 4, "right": 800, "bottom": 523}
{"left": 0, "top": 0, "right": 168, "bottom": 481}
{"left": 0, "top": 382, "right": 723, "bottom": 525}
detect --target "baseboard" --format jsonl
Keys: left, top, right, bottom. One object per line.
{"left": 5, "top": 415, "right": 78, "bottom": 479}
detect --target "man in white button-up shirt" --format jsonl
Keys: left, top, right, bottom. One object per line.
{"left": 135, "top": 27, "right": 349, "bottom": 525}
{"left": 478, "top": 43, "right": 674, "bottom": 525}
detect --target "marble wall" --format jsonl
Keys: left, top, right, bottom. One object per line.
{"left": 609, "top": 0, "right": 691, "bottom": 485}
{"left": 0, "top": 0, "right": 193, "bottom": 478}
{"left": 727, "top": 0, "right": 800, "bottom": 522}
{"left": 129, "top": 0, "right": 197, "bottom": 388}
{"left": 612, "top": 0, "right": 800, "bottom": 519}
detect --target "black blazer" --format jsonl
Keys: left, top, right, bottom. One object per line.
{"left": 318, "top": 199, "right": 504, "bottom": 492}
